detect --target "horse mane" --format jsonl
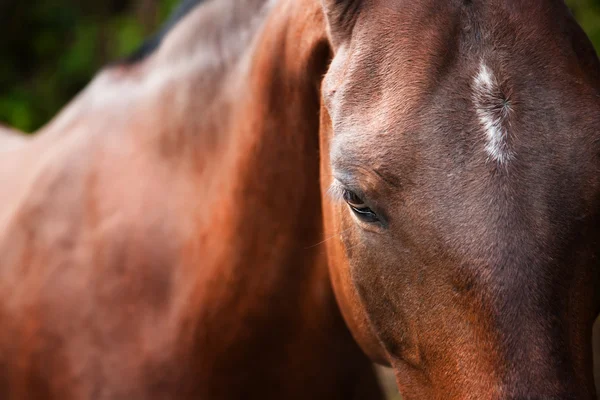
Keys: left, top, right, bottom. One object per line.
{"left": 122, "top": 0, "right": 207, "bottom": 64}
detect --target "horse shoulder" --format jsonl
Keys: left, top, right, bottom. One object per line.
{"left": 0, "top": 114, "right": 200, "bottom": 397}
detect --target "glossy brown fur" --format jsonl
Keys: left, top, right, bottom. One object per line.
{"left": 320, "top": 0, "right": 600, "bottom": 398}
{"left": 1, "top": 0, "right": 600, "bottom": 399}
{"left": 0, "top": 0, "right": 382, "bottom": 398}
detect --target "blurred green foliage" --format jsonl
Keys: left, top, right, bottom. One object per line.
{"left": 0, "top": 0, "right": 599, "bottom": 133}
{"left": 571, "top": 0, "right": 600, "bottom": 47}
{"left": 0, "top": 0, "right": 178, "bottom": 132}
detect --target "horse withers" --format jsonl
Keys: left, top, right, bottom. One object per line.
{"left": 318, "top": 0, "right": 600, "bottom": 398}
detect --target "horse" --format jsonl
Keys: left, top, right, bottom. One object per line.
{"left": 0, "top": 0, "right": 598, "bottom": 399}
{"left": 0, "top": 0, "right": 383, "bottom": 398}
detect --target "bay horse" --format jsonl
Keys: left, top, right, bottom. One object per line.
{"left": 0, "top": 0, "right": 598, "bottom": 400}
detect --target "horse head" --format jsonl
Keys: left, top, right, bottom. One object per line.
{"left": 317, "top": 0, "right": 600, "bottom": 397}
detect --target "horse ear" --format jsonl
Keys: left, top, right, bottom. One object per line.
{"left": 321, "top": 0, "right": 360, "bottom": 48}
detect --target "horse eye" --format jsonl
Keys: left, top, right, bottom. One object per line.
{"left": 342, "top": 190, "right": 380, "bottom": 223}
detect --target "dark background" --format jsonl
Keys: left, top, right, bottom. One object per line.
{"left": 1, "top": 0, "right": 599, "bottom": 133}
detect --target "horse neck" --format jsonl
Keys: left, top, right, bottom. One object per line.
{"left": 183, "top": 0, "right": 334, "bottom": 314}
{"left": 171, "top": 2, "right": 382, "bottom": 396}
{"left": 218, "top": 0, "right": 331, "bottom": 256}
{"left": 36, "top": 0, "right": 332, "bottom": 294}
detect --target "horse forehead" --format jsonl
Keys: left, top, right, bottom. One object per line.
{"left": 329, "top": 2, "right": 594, "bottom": 162}
{"left": 346, "top": 0, "right": 574, "bottom": 77}
{"left": 327, "top": 10, "right": 465, "bottom": 122}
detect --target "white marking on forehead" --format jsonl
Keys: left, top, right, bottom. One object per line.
{"left": 473, "top": 62, "right": 513, "bottom": 164}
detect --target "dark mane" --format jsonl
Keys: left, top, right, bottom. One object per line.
{"left": 122, "top": 0, "right": 207, "bottom": 64}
